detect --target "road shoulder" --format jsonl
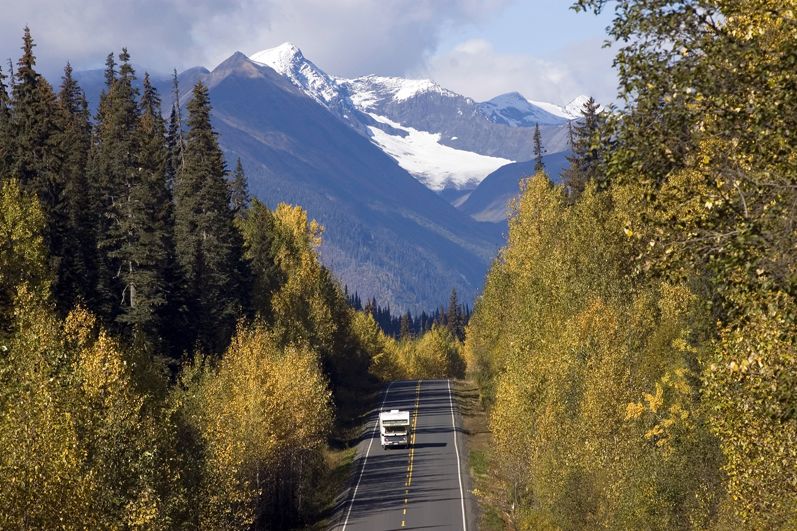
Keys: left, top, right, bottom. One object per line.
{"left": 456, "top": 378, "right": 513, "bottom": 530}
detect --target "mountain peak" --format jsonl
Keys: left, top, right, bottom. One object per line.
{"left": 342, "top": 75, "right": 456, "bottom": 110}
{"left": 480, "top": 92, "right": 568, "bottom": 126}
{"left": 249, "top": 42, "right": 305, "bottom": 74}
{"left": 248, "top": 42, "right": 343, "bottom": 109}
{"left": 486, "top": 91, "right": 530, "bottom": 107}
{"left": 564, "top": 95, "right": 594, "bottom": 117}
{"left": 212, "top": 51, "right": 263, "bottom": 78}
{"left": 495, "top": 91, "right": 526, "bottom": 100}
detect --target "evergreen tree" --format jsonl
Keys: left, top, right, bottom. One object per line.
{"left": 103, "top": 52, "right": 116, "bottom": 89}
{"left": 533, "top": 122, "right": 545, "bottom": 173}
{"left": 90, "top": 48, "right": 140, "bottom": 322}
{"left": 562, "top": 97, "right": 606, "bottom": 198}
{"left": 171, "top": 71, "right": 185, "bottom": 155}
{"left": 12, "top": 27, "right": 60, "bottom": 188}
{"left": 174, "top": 81, "right": 244, "bottom": 353}
{"left": 114, "top": 71, "right": 179, "bottom": 344}
{"left": 238, "top": 199, "right": 282, "bottom": 321}
{"left": 54, "top": 62, "right": 95, "bottom": 312}
{"left": 10, "top": 27, "right": 67, "bottom": 311}
{"left": 0, "top": 65, "right": 12, "bottom": 180}
{"left": 446, "top": 288, "right": 464, "bottom": 341}
{"left": 165, "top": 105, "right": 181, "bottom": 192}
{"left": 399, "top": 312, "right": 411, "bottom": 340}
{"left": 229, "top": 158, "right": 250, "bottom": 215}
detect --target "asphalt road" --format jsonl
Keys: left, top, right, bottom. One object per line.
{"left": 334, "top": 380, "right": 474, "bottom": 531}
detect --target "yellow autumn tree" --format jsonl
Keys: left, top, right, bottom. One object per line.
{"left": 0, "top": 289, "right": 183, "bottom": 528}
{"left": 177, "top": 321, "right": 332, "bottom": 529}
{"left": 409, "top": 325, "right": 465, "bottom": 380}
{"left": 704, "top": 293, "right": 797, "bottom": 528}
{"left": 0, "top": 179, "right": 51, "bottom": 336}
{"left": 263, "top": 203, "right": 370, "bottom": 389}
{"left": 0, "top": 287, "right": 94, "bottom": 528}
{"left": 468, "top": 174, "right": 723, "bottom": 529}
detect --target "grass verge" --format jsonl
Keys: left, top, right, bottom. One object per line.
{"left": 456, "top": 379, "right": 516, "bottom": 530}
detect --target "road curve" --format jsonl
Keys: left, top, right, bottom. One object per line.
{"left": 334, "top": 379, "right": 475, "bottom": 531}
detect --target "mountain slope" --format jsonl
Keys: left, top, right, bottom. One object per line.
{"left": 203, "top": 52, "right": 502, "bottom": 311}
{"left": 459, "top": 151, "right": 571, "bottom": 223}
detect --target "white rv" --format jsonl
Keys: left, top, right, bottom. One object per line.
{"left": 379, "top": 409, "right": 410, "bottom": 448}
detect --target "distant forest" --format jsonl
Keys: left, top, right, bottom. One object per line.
{"left": 346, "top": 287, "right": 470, "bottom": 340}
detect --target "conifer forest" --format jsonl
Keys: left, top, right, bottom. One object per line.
{"left": 1, "top": 0, "right": 797, "bottom": 529}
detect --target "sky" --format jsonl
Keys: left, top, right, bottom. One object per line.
{"left": 0, "top": 0, "right": 617, "bottom": 105}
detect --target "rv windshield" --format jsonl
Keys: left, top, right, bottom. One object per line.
{"left": 384, "top": 425, "right": 407, "bottom": 434}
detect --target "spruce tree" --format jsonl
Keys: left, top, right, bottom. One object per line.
{"left": 113, "top": 71, "right": 179, "bottom": 344}
{"left": 12, "top": 27, "right": 59, "bottom": 188}
{"left": 174, "top": 81, "right": 245, "bottom": 353}
{"left": 103, "top": 52, "right": 116, "bottom": 89}
{"left": 0, "top": 65, "right": 12, "bottom": 180}
{"left": 170, "top": 70, "right": 185, "bottom": 158}
{"left": 165, "top": 70, "right": 185, "bottom": 192}
{"left": 229, "top": 158, "right": 250, "bottom": 215}
{"left": 447, "top": 288, "right": 464, "bottom": 341}
{"left": 238, "top": 199, "right": 282, "bottom": 321}
{"left": 533, "top": 123, "right": 545, "bottom": 173}
{"left": 562, "top": 97, "right": 606, "bottom": 198}
{"left": 10, "top": 27, "right": 67, "bottom": 308}
{"left": 400, "top": 312, "right": 411, "bottom": 340}
{"left": 90, "top": 48, "right": 140, "bottom": 322}
{"left": 54, "top": 62, "right": 95, "bottom": 311}
{"left": 165, "top": 105, "right": 181, "bottom": 192}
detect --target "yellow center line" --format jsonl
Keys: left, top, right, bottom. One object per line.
{"left": 401, "top": 381, "right": 422, "bottom": 528}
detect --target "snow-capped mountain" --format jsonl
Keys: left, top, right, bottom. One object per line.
{"left": 343, "top": 75, "right": 461, "bottom": 110}
{"left": 250, "top": 42, "right": 338, "bottom": 107}
{"left": 477, "top": 92, "right": 591, "bottom": 126}
{"left": 478, "top": 92, "right": 570, "bottom": 126}
{"left": 249, "top": 43, "right": 369, "bottom": 134}
{"left": 564, "top": 94, "right": 595, "bottom": 117}
{"left": 246, "top": 43, "right": 584, "bottom": 190}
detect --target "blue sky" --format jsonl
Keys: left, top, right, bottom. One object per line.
{"left": 0, "top": 0, "right": 618, "bottom": 105}
{"left": 438, "top": 0, "right": 614, "bottom": 57}
{"left": 422, "top": 1, "right": 618, "bottom": 103}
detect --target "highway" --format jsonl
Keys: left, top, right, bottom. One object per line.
{"left": 335, "top": 380, "right": 474, "bottom": 531}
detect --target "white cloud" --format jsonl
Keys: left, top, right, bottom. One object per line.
{"left": 0, "top": 0, "right": 617, "bottom": 106}
{"left": 0, "top": 0, "right": 511, "bottom": 78}
{"left": 417, "top": 37, "right": 616, "bottom": 105}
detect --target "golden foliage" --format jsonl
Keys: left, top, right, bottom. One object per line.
{"left": 467, "top": 174, "right": 723, "bottom": 529}
{"left": 705, "top": 294, "right": 797, "bottom": 528}
{"left": 0, "top": 179, "right": 52, "bottom": 336}
{"left": 368, "top": 324, "right": 465, "bottom": 382}
{"left": 0, "top": 291, "right": 181, "bottom": 528}
{"left": 177, "top": 321, "right": 332, "bottom": 528}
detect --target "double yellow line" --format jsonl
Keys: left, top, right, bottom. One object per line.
{"left": 401, "top": 381, "right": 421, "bottom": 528}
